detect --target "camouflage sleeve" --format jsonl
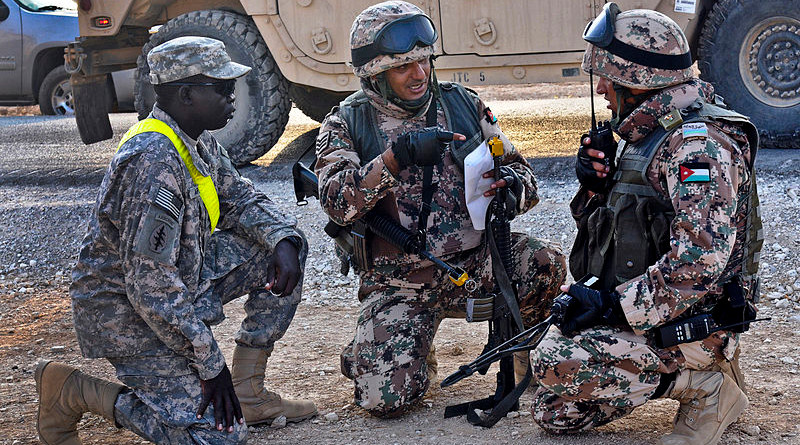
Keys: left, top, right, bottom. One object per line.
{"left": 213, "top": 140, "right": 305, "bottom": 252}
{"left": 117, "top": 150, "right": 225, "bottom": 380}
{"left": 616, "top": 125, "right": 744, "bottom": 335}
{"left": 314, "top": 110, "right": 398, "bottom": 225}
{"left": 472, "top": 93, "right": 540, "bottom": 212}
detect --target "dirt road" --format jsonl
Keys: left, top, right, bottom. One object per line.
{"left": 1, "top": 89, "right": 800, "bottom": 444}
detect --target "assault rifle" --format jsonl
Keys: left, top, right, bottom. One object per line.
{"left": 441, "top": 136, "right": 527, "bottom": 427}
{"left": 292, "top": 161, "right": 476, "bottom": 289}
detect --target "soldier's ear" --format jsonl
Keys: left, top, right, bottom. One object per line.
{"left": 177, "top": 85, "right": 193, "bottom": 106}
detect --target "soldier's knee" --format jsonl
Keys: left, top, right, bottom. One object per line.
{"left": 531, "top": 346, "right": 582, "bottom": 392}
{"left": 354, "top": 371, "right": 427, "bottom": 418}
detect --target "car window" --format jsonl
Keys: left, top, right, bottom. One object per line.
{"left": 14, "top": 0, "right": 76, "bottom": 12}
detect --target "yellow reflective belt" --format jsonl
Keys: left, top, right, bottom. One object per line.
{"left": 117, "top": 119, "right": 220, "bottom": 233}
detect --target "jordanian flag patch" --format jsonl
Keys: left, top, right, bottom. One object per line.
{"left": 680, "top": 162, "right": 711, "bottom": 183}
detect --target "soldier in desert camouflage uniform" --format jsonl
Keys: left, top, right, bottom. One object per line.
{"left": 315, "top": 1, "right": 566, "bottom": 418}
{"left": 35, "top": 36, "right": 315, "bottom": 445}
{"left": 530, "top": 4, "right": 763, "bottom": 445}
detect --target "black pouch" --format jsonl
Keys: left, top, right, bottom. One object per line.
{"left": 712, "top": 278, "right": 758, "bottom": 333}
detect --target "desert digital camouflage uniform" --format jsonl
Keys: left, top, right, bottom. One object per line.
{"left": 530, "top": 77, "right": 759, "bottom": 432}
{"left": 315, "top": 2, "right": 565, "bottom": 418}
{"left": 70, "top": 103, "right": 306, "bottom": 443}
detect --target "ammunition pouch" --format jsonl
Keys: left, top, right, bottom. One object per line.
{"left": 466, "top": 292, "right": 494, "bottom": 322}
{"left": 350, "top": 220, "right": 371, "bottom": 271}
{"left": 712, "top": 276, "right": 759, "bottom": 333}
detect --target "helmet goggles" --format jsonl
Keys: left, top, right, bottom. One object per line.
{"left": 583, "top": 2, "right": 692, "bottom": 70}
{"left": 351, "top": 14, "right": 437, "bottom": 68}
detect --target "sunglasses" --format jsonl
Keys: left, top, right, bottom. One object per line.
{"left": 168, "top": 79, "right": 237, "bottom": 96}
{"left": 351, "top": 14, "right": 437, "bottom": 67}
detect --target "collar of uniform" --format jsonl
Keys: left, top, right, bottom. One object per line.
{"left": 361, "top": 78, "right": 433, "bottom": 120}
{"left": 615, "top": 78, "right": 714, "bottom": 143}
{"left": 151, "top": 105, "right": 212, "bottom": 176}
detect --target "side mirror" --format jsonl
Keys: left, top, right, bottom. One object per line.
{"left": 0, "top": 2, "right": 10, "bottom": 22}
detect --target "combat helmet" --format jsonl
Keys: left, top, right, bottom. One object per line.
{"left": 350, "top": 1, "right": 437, "bottom": 78}
{"left": 581, "top": 3, "right": 693, "bottom": 89}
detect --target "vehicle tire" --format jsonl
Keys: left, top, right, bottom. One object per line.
{"left": 290, "top": 84, "right": 351, "bottom": 122}
{"left": 134, "top": 10, "right": 291, "bottom": 165}
{"left": 38, "top": 66, "right": 74, "bottom": 115}
{"left": 72, "top": 73, "right": 114, "bottom": 144}
{"left": 698, "top": 0, "right": 800, "bottom": 148}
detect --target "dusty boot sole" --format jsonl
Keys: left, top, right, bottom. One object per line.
{"left": 246, "top": 409, "right": 318, "bottom": 427}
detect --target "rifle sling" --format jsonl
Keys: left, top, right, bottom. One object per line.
{"left": 416, "top": 97, "right": 440, "bottom": 250}
{"left": 486, "top": 212, "right": 524, "bottom": 332}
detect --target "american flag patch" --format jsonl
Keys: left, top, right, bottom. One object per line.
{"left": 153, "top": 187, "right": 182, "bottom": 221}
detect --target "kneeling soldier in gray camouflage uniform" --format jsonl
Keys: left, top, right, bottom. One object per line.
{"left": 35, "top": 36, "right": 315, "bottom": 445}
{"left": 531, "top": 4, "right": 763, "bottom": 445}
{"left": 315, "top": 1, "right": 567, "bottom": 418}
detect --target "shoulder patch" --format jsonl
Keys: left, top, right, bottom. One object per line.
{"left": 680, "top": 162, "right": 711, "bottom": 183}
{"left": 659, "top": 109, "right": 683, "bottom": 131}
{"left": 134, "top": 208, "right": 179, "bottom": 263}
{"left": 483, "top": 107, "right": 497, "bottom": 124}
{"left": 153, "top": 186, "right": 182, "bottom": 222}
{"left": 682, "top": 122, "right": 708, "bottom": 141}
{"left": 316, "top": 130, "right": 331, "bottom": 153}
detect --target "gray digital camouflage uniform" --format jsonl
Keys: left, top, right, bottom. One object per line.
{"left": 530, "top": 77, "right": 758, "bottom": 432}
{"left": 70, "top": 102, "right": 305, "bottom": 443}
{"left": 316, "top": 2, "right": 565, "bottom": 417}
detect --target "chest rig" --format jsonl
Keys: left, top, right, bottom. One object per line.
{"left": 334, "top": 82, "right": 484, "bottom": 270}
{"left": 570, "top": 99, "right": 763, "bottom": 308}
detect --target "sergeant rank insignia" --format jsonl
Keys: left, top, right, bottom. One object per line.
{"left": 679, "top": 162, "right": 711, "bottom": 183}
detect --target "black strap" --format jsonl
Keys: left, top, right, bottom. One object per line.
{"left": 486, "top": 214, "right": 524, "bottom": 332}
{"left": 416, "top": 96, "right": 440, "bottom": 250}
{"left": 606, "top": 38, "right": 692, "bottom": 70}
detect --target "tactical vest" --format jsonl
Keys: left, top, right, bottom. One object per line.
{"left": 336, "top": 82, "right": 483, "bottom": 169}
{"left": 570, "top": 99, "right": 763, "bottom": 306}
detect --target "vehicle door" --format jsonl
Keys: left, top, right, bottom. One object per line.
{"left": 436, "top": 0, "right": 598, "bottom": 83}
{"left": 0, "top": 0, "right": 22, "bottom": 97}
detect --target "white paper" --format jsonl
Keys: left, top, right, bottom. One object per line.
{"left": 464, "top": 141, "right": 494, "bottom": 230}
{"left": 674, "top": 0, "right": 696, "bottom": 14}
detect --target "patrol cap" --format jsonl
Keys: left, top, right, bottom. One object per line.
{"left": 147, "top": 36, "right": 251, "bottom": 85}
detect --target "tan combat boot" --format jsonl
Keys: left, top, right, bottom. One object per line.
{"left": 231, "top": 345, "right": 317, "bottom": 425}
{"left": 659, "top": 370, "right": 748, "bottom": 445}
{"left": 514, "top": 351, "right": 531, "bottom": 386}
{"left": 35, "top": 360, "right": 123, "bottom": 445}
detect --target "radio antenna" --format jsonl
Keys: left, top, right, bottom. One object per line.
{"left": 589, "top": 68, "right": 597, "bottom": 131}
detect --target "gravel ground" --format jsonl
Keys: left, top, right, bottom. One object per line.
{"left": 1, "top": 96, "right": 800, "bottom": 444}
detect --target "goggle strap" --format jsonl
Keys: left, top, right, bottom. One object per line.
{"left": 605, "top": 38, "right": 692, "bottom": 70}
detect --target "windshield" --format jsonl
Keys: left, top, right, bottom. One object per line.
{"left": 15, "top": 0, "right": 77, "bottom": 12}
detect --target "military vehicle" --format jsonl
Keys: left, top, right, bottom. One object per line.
{"left": 65, "top": 0, "right": 800, "bottom": 164}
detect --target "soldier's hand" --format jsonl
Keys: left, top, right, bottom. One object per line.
{"left": 391, "top": 128, "right": 465, "bottom": 169}
{"left": 576, "top": 135, "right": 612, "bottom": 194}
{"left": 197, "top": 365, "right": 243, "bottom": 432}
{"left": 266, "top": 238, "right": 301, "bottom": 297}
{"left": 482, "top": 166, "right": 524, "bottom": 219}
{"left": 557, "top": 283, "right": 624, "bottom": 337}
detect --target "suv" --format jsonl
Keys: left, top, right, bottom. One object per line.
{"left": 66, "top": 0, "right": 800, "bottom": 164}
{"left": 0, "top": 0, "right": 134, "bottom": 115}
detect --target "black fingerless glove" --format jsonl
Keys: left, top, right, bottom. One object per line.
{"left": 498, "top": 165, "right": 524, "bottom": 220}
{"left": 392, "top": 127, "right": 454, "bottom": 169}
{"left": 575, "top": 134, "right": 614, "bottom": 194}
{"left": 558, "top": 283, "right": 625, "bottom": 337}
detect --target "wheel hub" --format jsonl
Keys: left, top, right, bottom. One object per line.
{"left": 51, "top": 79, "right": 75, "bottom": 115}
{"left": 743, "top": 18, "right": 800, "bottom": 107}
